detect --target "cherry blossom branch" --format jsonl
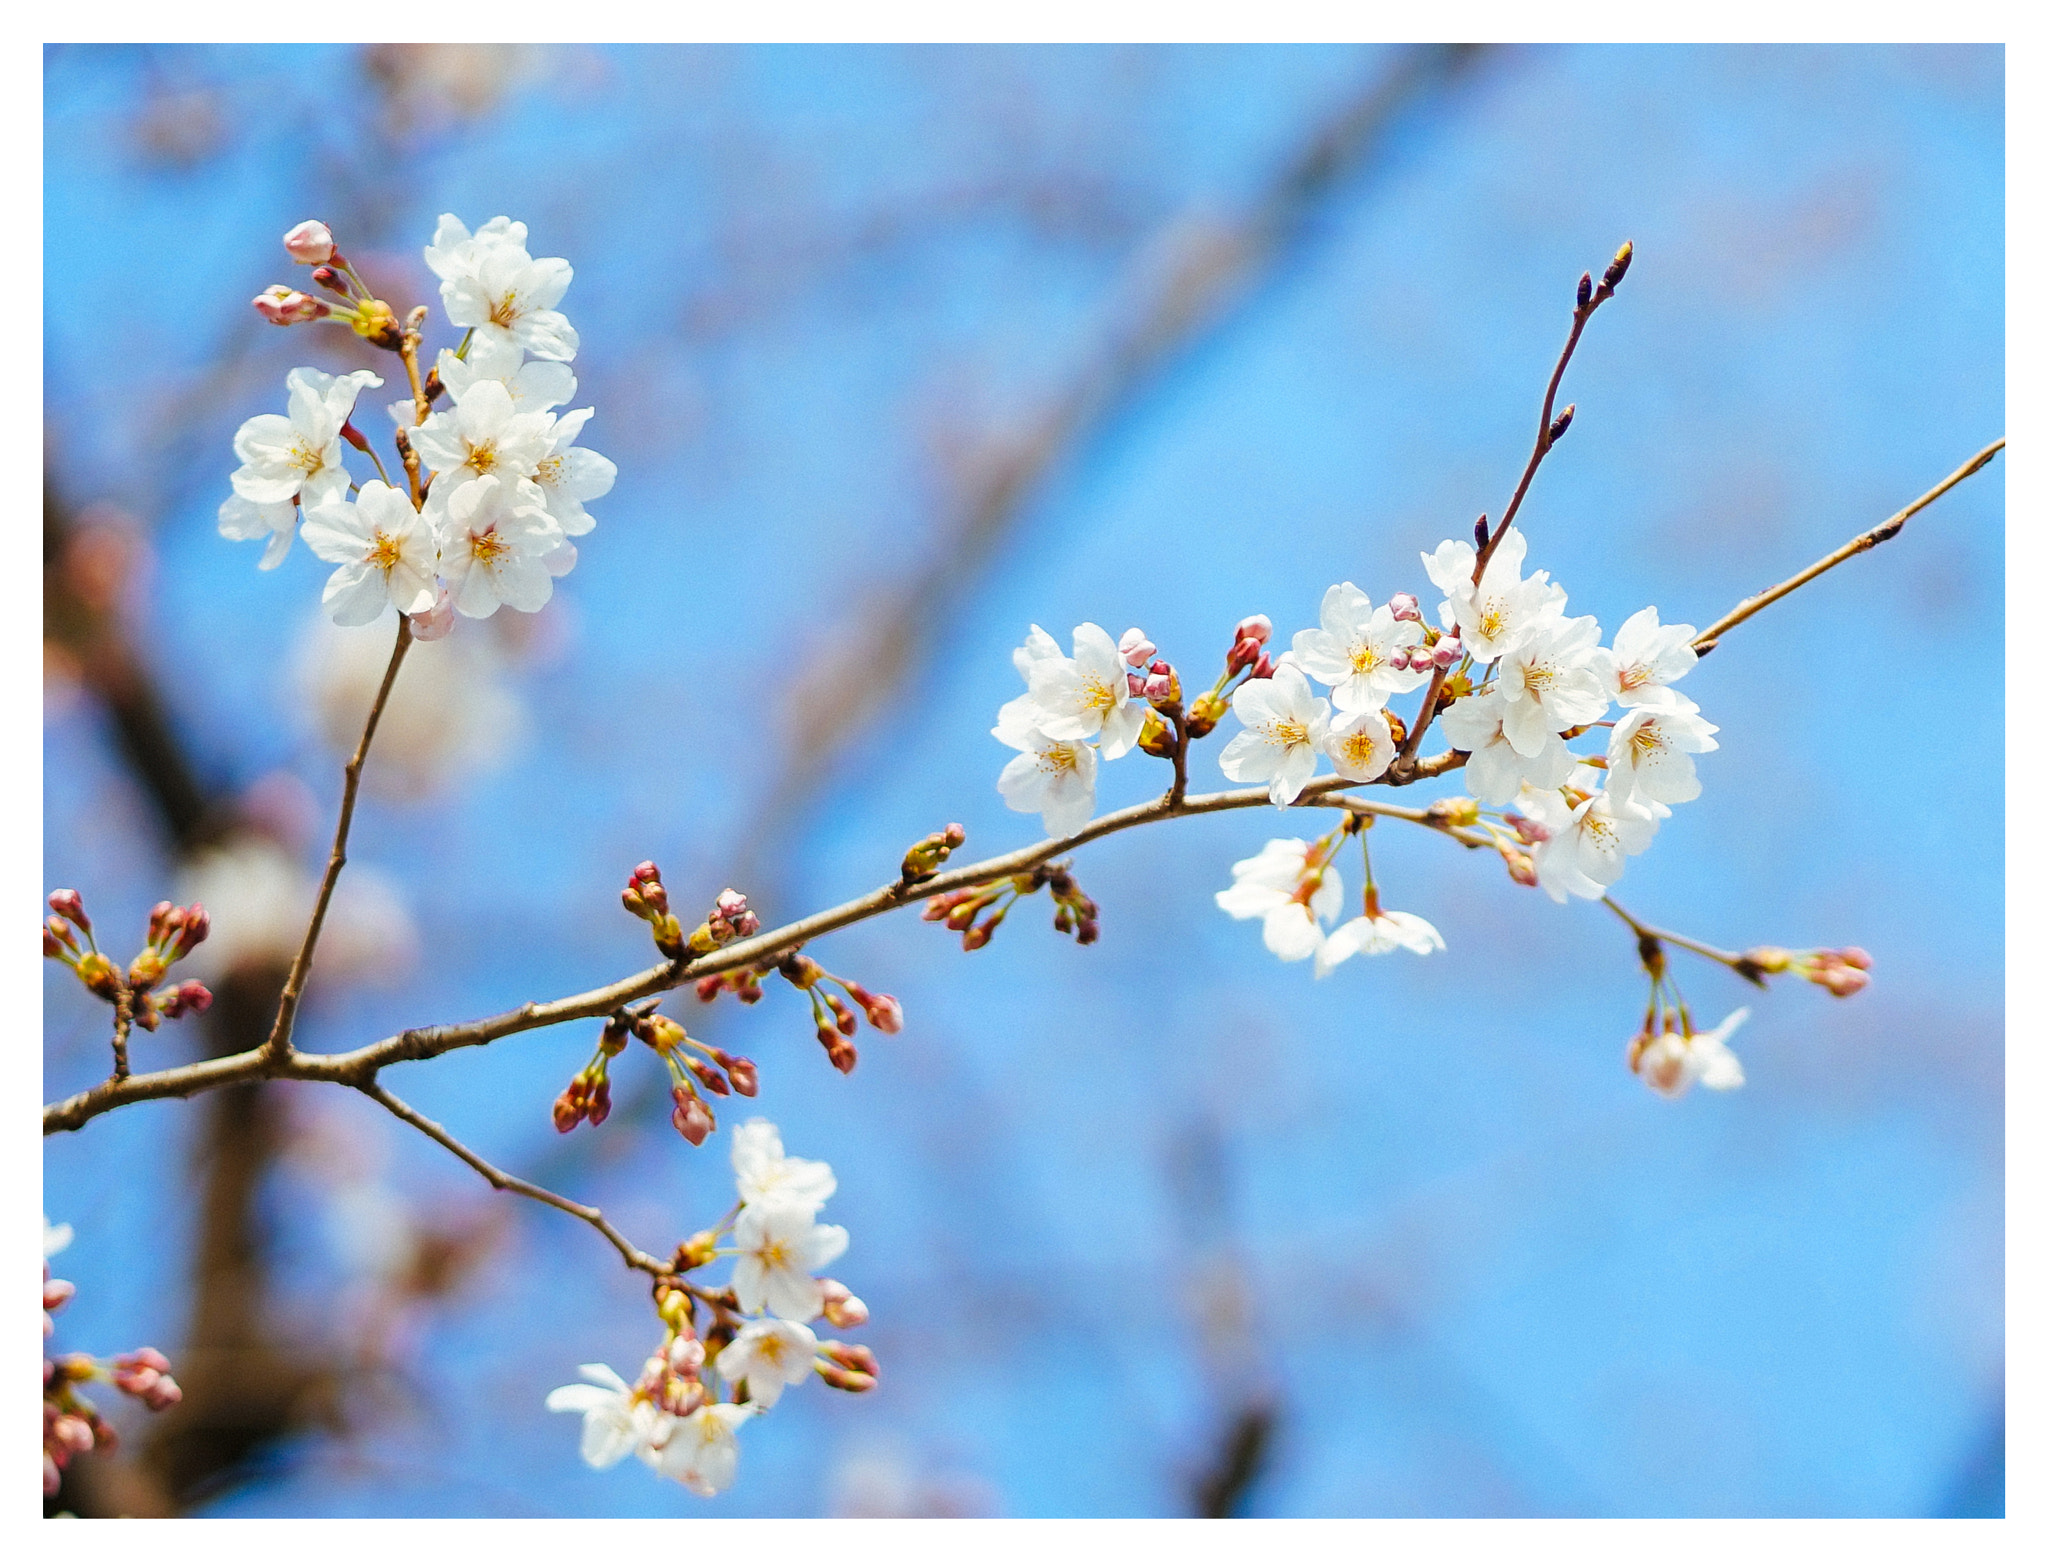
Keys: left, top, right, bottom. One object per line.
{"left": 45, "top": 758, "right": 1462, "bottom": 1134}
{"left": 110, "top": 989, "right": 134, "bottom": 1082}
{"left": 355, "top": 1080, "right": 671, "bottom": 1279}
{"left": 1689, "top": 437, "right": 2005, "bottom": 655}
{"left": 1397, "top": 242, "right": 1630, "bottom": 774}
{"left": 260, "top": 616, "right": 414, "bottom": 1062}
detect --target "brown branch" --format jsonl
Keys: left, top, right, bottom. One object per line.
{"left": 46, "top": 756, "right": 1467, "bottom": 1135}
{"left": 262, "top": 616, "right": 413, "bottom": 1061}
{"left": 111, "top": 989, "right": 135, "bottom": 1081}
{"left": 356, "top": 1081, "right": 670, "bottom": 1279}
{"left": 1690, "top": 438, "right": 2005, "bottom": 655}
{"left": 1600, "top": 895, "right": 1744, "bottom": 970}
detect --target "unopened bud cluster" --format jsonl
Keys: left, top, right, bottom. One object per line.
{"left": 900, "top": 822, "right": 967, "bottom": 884}
{"left": 43, "top": 1223, "right": 181, "bottom": 1498}
{"left": 252, "top": 220, "right": 403, "bottom": 347}
{"left": 921, "top": 860, "right": 1099, "bottom": 952}
{"left": 621, "top": 862, "right": 760, "bottom": 961}
{"left": 764, "top": 952, "right": 903, "bottom": 1075}
{"left": 551, "top": 1004, "right": 760, "bottom": 1146}
{"left": 43, "top": 890, "right": 213, "bottom": 1057}
{"left": 1738, "top": 944, "right": 1873, "bottom": 997}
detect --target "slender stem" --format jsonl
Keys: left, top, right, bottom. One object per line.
{"left": 357, "top": 1081, "right": 671, "bottom": 1279}
{"left": 262, "top": 617, "right": 413, "bottom": 1061}
{"left": 1167, "top": 712, "right": 1191, "bottom": 808}
{"left": 399, "top": 305, "right": 432, "bottom": 426}
{"left": 1600, "top": 895, "right": 1743, "bottom": 969}
{"left": 1690, "top": 438, "right": 2005, "bottom": 654}
{"left": 111, "top": 988, "right": 133, "bottom": 1081}
{"left": 1395, "top": 663, "right": 1449, "bottom": 769}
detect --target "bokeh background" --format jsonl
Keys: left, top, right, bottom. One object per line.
{"left": 41, "top": 43, "right": 2003, "bottom": 1517}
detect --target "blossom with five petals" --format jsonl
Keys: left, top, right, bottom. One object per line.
{"left": 230, "top": 366, "right": 384, "bottom": 506}
{"left": 1590, "top": 606, "right": 1698, "bottom": 709}
{"left": 716, "top": 1318, "right": 819, "bottom": 1409}
{"left": 1219, "top": 664, "right": 1329, "bottom": 805}
{"left": 993, "top": 703, "right": 1099, "bottom": 837}
{"left": 1289, "top": 582, "right": 1429, "bottom": 711}
{"left": 730, "top": 1200, "right": 850, "bottom": 1322}
{"left": 430, "top": 213, "right": 579, "bottom": 361}
{"left": 657, "top": 1403, "right": 756, "bottom": 1497}
{"left": 1495, "top": 613, "right": 1610, "bottom": 753}
{"left": 411, "top": 379, "right": 554, "bottom": 498}
{"left": 1322, "top": 704, "right": 1397, "bottom": 783}
{"left": 1436, "top": 683, "right": 1574, "bottom": 806}
{"left": 544, "top": 1363, "right": 672, "bottom": 1470}
{"left": 1214, "top": 837, "right": 1343, "bottom": 961}
{"left": 1605, "top": 702, "right": 1719, "bottom": 807}
{"left": 529, "top": 407, "right": 617, "bottom": 536}
{"left": 1519, "top": 770, "right": 1660, "bottom": 903}
{"left": 1421, "top": 530, "right": 1564, "bottom": 663}
{"left": 730, "top": 1119, "right": 837, "bottom": 1213}
{"left": 431, "top": 473, "right": 564, "bottom": 618}
{"left": 1023, "top": 623, "right": 1148, "bottom": 760}
{"left": 299, "top": 481, "right": 440, "bottom": 626}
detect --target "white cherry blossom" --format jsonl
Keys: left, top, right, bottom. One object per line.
{"left": 1322, "top": 704, "right": 1397, "bottom": 783}
{"left": 1219, "top": 664, "right": 1329, "bottom": 806}
{"left": 1606, "top": 703, "right": 1719, "bottom": 807}
{"left": 716, "top": 1318, "right": 819, "bottom": 1409}
{"left": 229, "top": 366, "right": 385, "bottom": 513}
{"left": 299, "top": 481, "right": 439, "bottom": 626}
{"left": 1423, "top": 529, "right": 1564, "bottom": 663}
{"left": 1290, "top": 582, "right": 1428, "bottom": 711}
{"left": 1632, "top": 1008, "right": 1749, "bottom": 1098}
{"left": 217, "top": 495, "right": 301, "bottom": 570}
{"left": 1496, "top": 614, "right": 1609, "bottom": 753}
{"left": 994, "top": 705, "right": 1098, "bottom": 837}
{"left": 411, "top": 379, "right": 553, "bottom": 498}
{"left": 434, "top": 218, "right": 579, "bottom": 361}
{"left": 529, "top": 407, "right": 616, "bottom": 536}
{"left": 1314, "top": 906, "right": 1444, "bottom": 976}
{"left": 1024, "top": 622, "right": 1147, "bottom": 760}
{"left": 731, "top": 1200, "right": 850, "bottom": 1322}
{"left": 657, "top": 1403, "right": 756, "bottom": 1497}
{"left": 731, "top": 1119, "right": 837, "bottom": 1213}
{"left": 1437, "top": 683, "right": 1573, "bottom": 806}
{"left": 1214, "top": 838, "right": 1343, "bottom": 962}
{"left": 1591, "top": 606, "right": 1699, "bottom": 709}
{"left": 431, "top": 474, "right": 564, "bottom": 618}
{"left": 441, "top": 338, "right": 576, "bottom": 412}
{"left": 1520, "top": 771, "right": 1659, "bottom": 903}
{"left": 545, "top": 1363, "right": 672, "bottom": 1471}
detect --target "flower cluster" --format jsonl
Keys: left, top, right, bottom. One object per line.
{"left": 221, "top": 215, "right": 614, "bottom": 628}
{"left": 546, "top": 1122, "right": 871, "bottom": 1497}
{"left": 43, "top": 1218, "right": 182, "bottom": 1498}
{"left": 1215, "top": 815, "right": 1443, "bottom": 976}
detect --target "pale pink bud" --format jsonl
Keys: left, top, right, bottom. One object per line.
{"left": 1432, "top": 637, "right": 1462, "bottom": 669}
{"left": 410, "top": 587, "right": 456, "bottom": 641}
{"left": 1388, "top": 649, "right": 1412, "bottom": 672}
{"left": 1250, "top": 652, "right": 1275, "bottom": 680}
{"left": 282, "top": 220, "right": 335, "bottom": 264}
{"left": 52, "top": 1414, "right": 94, "bottom": 1455}
{"left": 253, "top": 284, "right": 329, "bottom": 325}
{"left": 1119, "top": 628, "right": 1156, "bottom": 667}
{"left": 1142, "top": 668, "right": 1174, "bottom": 701}
{"left": 1126, "top": 669, "right": 1147, "bottom": 696}
{"left": 1234, "top": 614, "right": 1272, "bottom": 646}
{"left": 820, "top": 1279, "right": 870, "bottom": 1329}
{"left": 1389, "top": 592, "right": 1421, "bottom": 622}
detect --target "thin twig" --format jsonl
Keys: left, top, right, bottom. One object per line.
{"left": 1599, "top": 895, "right": 1744, "bottom": 970}
{"left": 111, "top": 989, "right": 134, "bottom": 1081}
{"left": 262, "top": 616, "right": 413, "bottom": 1061}
{"left": 1690, "top": 438, "right": 2005, "bottom": 655}
{"left": 356, "top": 1080, "right": 671, "bottom": 1278}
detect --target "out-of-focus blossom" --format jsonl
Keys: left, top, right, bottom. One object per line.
{"left": 716, "top": 1318, "right": 819, "bottom": 1409}
{"left": 731, "top": 1201, "right": 850, "bottom": 1322}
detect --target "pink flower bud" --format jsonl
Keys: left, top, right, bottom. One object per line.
{"left": 1389, "top": 592, "right": 1421, "bottom": 622}
{"left": 1126, "top": 669, "right": 1147, "bottom": 696}
{"left": 410, "top": 588, "right": 457, "bottom": 641}
{"left": 282, "top": 220, "right": 335, "bottom": 264}
{"left": 1432, "top": 637, "right": 1462, "bottom": 669}
{"left": 1388, "top": 649, "right": 1412, "bottom": 672}
{"left": 52, "top": 1414, "right": 95, "bottom": 1455}
{"left": 1119, "top": 628, "right": 1156, "bottom": 667}
{"left": 1250, "top": 652, "right": 1275, "bottom": 680}
{"left": 253, "top": 284, "right": 330, "bottom": 325}
{"left": 47, "top": 889, "right": 91, "bottom": 934}
{"left": 820, "top": 1279, "right": 870, "bottom": 1329}
{"left": 173, "top": 904, "right": 209, "bottom": 956}
{"left": 669, "top": 1086, "right": 714, "bottom": 1146}
{"left": 44, "top": 1278, "right": 75, "bottom": 1312}
{"left": 1234, "top": 614, "right": 1272, "bottom": 646}
{"left": 862, "top": 993, "right": 903, "bottom": 1034}
{"left": 1143, "top": 668, "right": 1174, "bottom": 702}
